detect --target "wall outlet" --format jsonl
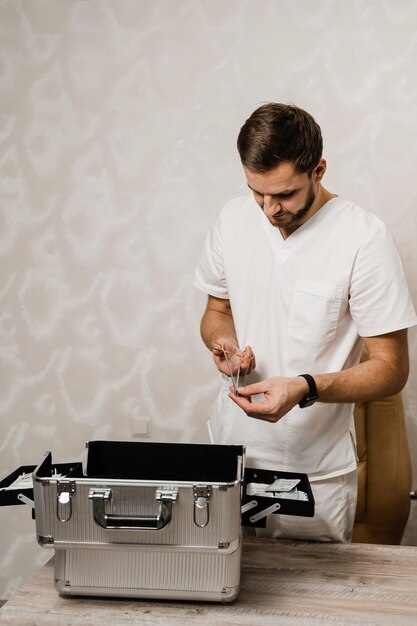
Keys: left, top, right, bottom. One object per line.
{"left": 130, "top": 416, "right": 151, "bottom": 438}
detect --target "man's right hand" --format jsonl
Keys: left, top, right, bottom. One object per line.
{"left": 211, "top": 338, "right": 256, "bottom": 378}
{"left": 200, "top": 295, "right": 256, "bottom": 381}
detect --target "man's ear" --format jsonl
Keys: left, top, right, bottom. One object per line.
{"left": 313, "top": 159, "right": 327, "bottom": 181}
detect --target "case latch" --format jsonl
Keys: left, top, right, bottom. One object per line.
{"left": 193, "top": 485, "right": 212, "bottom": 528}
{"left": 56, "top": 480, "right": 76, "bottom": 523}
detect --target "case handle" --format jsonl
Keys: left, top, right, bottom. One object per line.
{"left": 89, "top": 488, "right": 178, "bottom": 530}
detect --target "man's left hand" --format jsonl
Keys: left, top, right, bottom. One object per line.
{"left": 228, "top": 376, "right": 309, "bottom": 422}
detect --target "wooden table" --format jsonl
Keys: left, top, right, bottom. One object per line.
{"left": 1, "top": 538, "right": 417, "bottom": 625}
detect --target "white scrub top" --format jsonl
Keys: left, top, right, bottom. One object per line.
{"left": 194, "top": 195, "right": 417, "bottom": 478}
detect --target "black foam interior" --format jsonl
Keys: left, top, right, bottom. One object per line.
{"left": 86, "top": 441, "right": 244, "bottom": 482}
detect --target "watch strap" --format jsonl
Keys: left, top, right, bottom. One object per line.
{"left": 298, "top": 374, "right": 319, "bottom": 408}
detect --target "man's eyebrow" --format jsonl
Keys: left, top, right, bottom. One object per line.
{"left": 246, "top": 182, "right": 298, "bottom": 196}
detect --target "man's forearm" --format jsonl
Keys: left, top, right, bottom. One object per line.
{"left": 200, "top": 307, "right": 238, "bottom": 350}
{"left": 315, "top": 357, "right": 408, "bottom": 404}
{"left": 315, "top": 330, "right": 409, "bottom": 403}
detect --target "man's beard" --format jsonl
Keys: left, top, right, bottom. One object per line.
{"left": 269, "top": 185, "right": 316, "bottom": 229}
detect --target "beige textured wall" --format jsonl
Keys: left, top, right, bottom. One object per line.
{"left": 1, "top": 0, "right": 417, "bottom": 599}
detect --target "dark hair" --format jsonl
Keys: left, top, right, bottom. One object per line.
{"left": 237, "top": 103, "right": 323, "bottom": 174}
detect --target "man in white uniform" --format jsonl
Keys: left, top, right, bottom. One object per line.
{"left": 194, "top": 103, "right": 417, "bottom": 542}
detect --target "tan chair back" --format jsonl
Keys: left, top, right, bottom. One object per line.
{"left": 353, "top": 391, "right": 412, "bottom": 544}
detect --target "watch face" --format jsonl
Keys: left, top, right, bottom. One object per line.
{"left": 299, "top": 395, "right": 318, "bottom": 408}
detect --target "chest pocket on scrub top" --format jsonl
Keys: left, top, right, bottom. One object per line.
{"left": 287, "top": 280, "right": 344, "bottom": 344}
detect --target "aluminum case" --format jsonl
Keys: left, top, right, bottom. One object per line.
{"left": 33, "top": 441, "right": 245, "bottom": 602}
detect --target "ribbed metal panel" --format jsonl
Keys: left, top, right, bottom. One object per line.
{"left": 63, "top": 544, "right": 241, "bottom": 593}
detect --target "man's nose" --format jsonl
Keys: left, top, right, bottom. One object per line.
{"left": 263, "top": 194, "right": 280, "bottom": 216}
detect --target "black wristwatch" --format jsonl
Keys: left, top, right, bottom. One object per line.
{"left": 298, "top": 374, "right": 319, "bottom": 408}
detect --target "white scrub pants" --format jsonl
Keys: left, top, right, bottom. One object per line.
{"left": 253, "top": 470, "right": 357, "bottom": 543}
